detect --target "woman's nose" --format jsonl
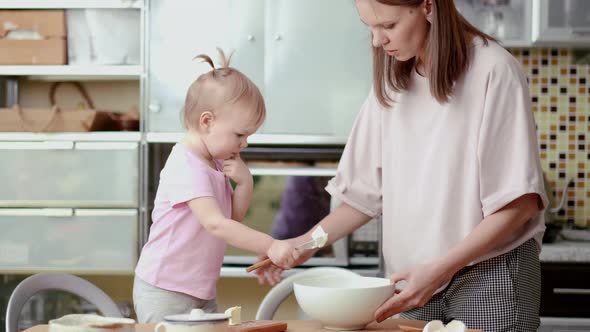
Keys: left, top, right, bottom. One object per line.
{"left": 372, "top": 31, "right": 388, "bottom": 47}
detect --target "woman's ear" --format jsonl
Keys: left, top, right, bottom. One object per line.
{"left": 199, "top": 111, "right": 215, "bottom": 132}
{"left": 423, "top": 0, "right": 433, "bottom": 23}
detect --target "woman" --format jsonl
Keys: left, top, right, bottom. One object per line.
{"left": 262, "top": 0, "right": 548, "bottom": 331}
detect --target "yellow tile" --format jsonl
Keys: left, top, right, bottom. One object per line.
{"left": 570, "top": 78, "right": 577, "bottom": 84}
{"left": 552, "top": 59, "right": 558, "bottom": 65}
{"left": 551, "top": 96, "right": 558, "bottom": 103}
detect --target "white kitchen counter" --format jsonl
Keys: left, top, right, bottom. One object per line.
{"left": 540, "top": 240, "right": 590, "bottom": 263}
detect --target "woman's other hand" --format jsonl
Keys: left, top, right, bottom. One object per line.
{"left": 255, "top": 256, "right": 284, "bottom": 286}
{"left": 374, "top": 262, "right": 453, "bottom": 322}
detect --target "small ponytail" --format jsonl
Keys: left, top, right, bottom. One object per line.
{"left": 193, "top": 48, "right": 234, "bottom": 76}
{"left": 193, "top": 53, "right": 215, "bottom": 69}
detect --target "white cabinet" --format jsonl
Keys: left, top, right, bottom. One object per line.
{"left": 0, "top": 1, "right": 145, "bottom": 274}
{"left": 455, "top": 0, "right": 533, "bottom": 47}
{"left": 146, "top": 0, "right": 371, "bottom": 137}
{"left": 262, "top": 0, "right": 371, "bottom": 136}
{"left": 532, "top": 0, "right": 590, "bottom": 46}
{"left": 146, "top": 0, "right": 265, "bottom": 132}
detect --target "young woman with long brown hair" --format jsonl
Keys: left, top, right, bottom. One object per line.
{"left": 262, "top": 1, "right": 548, "bottom": 330}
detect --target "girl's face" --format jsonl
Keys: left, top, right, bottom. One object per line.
{"left": 356, "top": 0, "right": 430, "bottom": 62}
{"left": 201, "top": 103, "right": 261, "bottom": 160}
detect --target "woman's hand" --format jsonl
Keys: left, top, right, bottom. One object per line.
{"left": 222, "top": 155, "right": 252, "bottom": 185}
{"left": 374, "top": 262, "right": 454, "bottom": 322}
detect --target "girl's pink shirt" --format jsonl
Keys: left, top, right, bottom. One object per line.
{"left": 135, "top": 143, "right": 232, "bottom": 300}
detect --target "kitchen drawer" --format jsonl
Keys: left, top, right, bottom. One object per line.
{"left": 541, "top": 263, "right": 590, "bottom": 318}
{"left": 0, "top": 142, "right": 138, "bottom": 207}
{"left": 0, "top": 208, "right": 137, "bottom": 274}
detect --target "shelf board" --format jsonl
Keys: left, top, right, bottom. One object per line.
{"left": 147, "top": 132, "right": 348, "bottom": 146}
{"left": 0, "top": 267, "right": 134, "bottom": 275}
{"left": 0, "top": 132, "right": 142, "bottom": 142}
{"left": 0, "top": 65, "right": 142, "bottom": 80}
{"left": 0, "top": 0, "right": 142, "bottom": 9}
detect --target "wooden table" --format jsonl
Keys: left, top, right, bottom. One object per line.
{"left": 25, "top": 319, "right": 483, "bottom": 332}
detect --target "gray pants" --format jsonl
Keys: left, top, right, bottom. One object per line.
{"left": 133, "top": 276, "right": 218, "bottom": 323}
{"left": 400, "top": 239, "right": 541, "bottom": 331}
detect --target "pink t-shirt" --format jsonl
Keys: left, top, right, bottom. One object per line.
{"left": 326, "top": 39, "right": 549, "bottom": 280}
{"left": 135, "top": 143, "right": 232, "bottom": 300}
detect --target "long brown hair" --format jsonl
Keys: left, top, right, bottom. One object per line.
{"left": 372, "top": 0, "right": 495, "bottom": 107}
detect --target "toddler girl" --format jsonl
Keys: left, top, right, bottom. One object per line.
{"left": 133, "top": 49, "right": 297, "bottom": 323}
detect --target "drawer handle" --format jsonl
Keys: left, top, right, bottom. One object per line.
{"left": 75, "top": 142, "right": 138, "bottom": 150}
{"left": 0, "top": 142, "right": 74, "bottom": 150}
{"left": 553, "top": 288, "right": 590, "bottom": 295}
{"left": 0, "top": 208, "right": 73, "bottom": 217}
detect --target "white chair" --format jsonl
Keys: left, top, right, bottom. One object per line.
{"left": 6, "top": 272, "right": 122, "bottom": 332}
{"left": 255, "top": 267, "right": 360, "bottom": 320}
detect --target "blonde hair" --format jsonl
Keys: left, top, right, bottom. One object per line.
{"left": 182, "top": 48, "right": 266, "bottom": 129}
{"left": 372, "top": 0, "right": 495, "bottom": 107}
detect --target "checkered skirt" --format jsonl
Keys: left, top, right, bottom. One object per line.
{"left": 400, "top": 239, "right": 541, "bottom": 331}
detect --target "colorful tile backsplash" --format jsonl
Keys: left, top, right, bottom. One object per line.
{"left": 510, "top": 48, "right": 588, "bottom": 228}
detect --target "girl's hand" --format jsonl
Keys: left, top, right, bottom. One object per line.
{"left": 254, "top": 256, "right": 284, "bottom": 286}
{"left": 374, "top": 262, "right": 453, "bottom": 322}
{"left": 222, "top": 155, "right": 252, "bottom": 185}
{"left": 266, "top": 240, "right": 300, "bottom": 269}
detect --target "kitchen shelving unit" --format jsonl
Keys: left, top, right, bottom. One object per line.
{"left": 0, "top": 0, "right": 147, "bottom": 276}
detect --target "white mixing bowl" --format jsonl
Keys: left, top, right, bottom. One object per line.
{"left": 293, "top": 276, "right": 395, "bottom": 330}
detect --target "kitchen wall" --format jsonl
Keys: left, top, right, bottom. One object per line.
{"left": 510, "top": 48, "right": 590, "bottom": 228}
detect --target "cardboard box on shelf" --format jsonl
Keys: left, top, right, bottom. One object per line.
{"left": 0, "top": 10, "right": 67, "bottom": 65}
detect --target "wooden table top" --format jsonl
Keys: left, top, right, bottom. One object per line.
{"left": 24, "top": 319, "right": 483, "bottom": 332}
